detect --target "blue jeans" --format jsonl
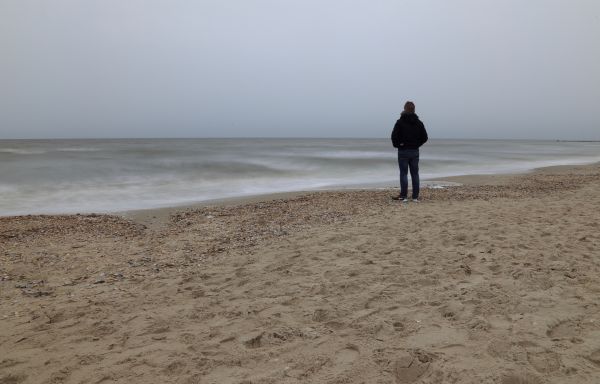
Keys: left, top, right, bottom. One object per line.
{"left": 397, "top": 149, "right": 420, "bottom": 199}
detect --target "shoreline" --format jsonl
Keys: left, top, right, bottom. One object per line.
{"left": 119, "top": 160, "right": 598, "bottom": 227}
{"left": 1, "top": 160, "right": 599, "bottom": 222}
{"left": 2, "top": 161, "right": 598, "bottom": 228}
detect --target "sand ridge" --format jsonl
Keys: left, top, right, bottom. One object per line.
{"left": 1, "top": 165, "right": 600, "bottom": 383}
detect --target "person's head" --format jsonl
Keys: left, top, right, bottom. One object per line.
{"left": 403, "top": 101, "right": 415, "bottom": 114}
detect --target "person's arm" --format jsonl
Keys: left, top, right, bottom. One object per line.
{"left": 391, "top": 122, "right": 399, "bottom": 148}
{"left": 420, "top": 122, "right": 428, "bottom": 146}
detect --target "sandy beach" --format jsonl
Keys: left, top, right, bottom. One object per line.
{"left": 1, "top": 164, "right": 600, "bottom": 384}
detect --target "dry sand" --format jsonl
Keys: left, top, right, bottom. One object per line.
{"left": 1, "top": 164, "right": 600, "bottom": 384}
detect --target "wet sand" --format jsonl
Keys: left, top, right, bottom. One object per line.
{"left": 1, "top": 164, "right": 600, "bottom": 383}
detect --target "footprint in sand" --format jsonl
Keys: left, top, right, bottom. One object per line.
{"left": 0, "top": 374, "right": 27, "bottom": 384}
{"left": 486, "top": 339, "right": 513, "bottom": 360}
{"left": 334, "top": 345, "right": 359, "bottom": 365}
{"left": 330, "top": 345, "right": 359, "bottom": 376}
{"left": 526, "top": 350, "right": 561, "bottom": 373}
{"left": 312, "top": 309, "right": 329, "bottom": 322}
{"left": 162, "top": 360, "right": 187, "bottom": 375}
{"left": 546, "top": 319, "right": 580, "bottom": 340}
{"left": 77, "top": 354, "right": 105, "bottom": 366}
{"left": 501, "top": 372, "right": 543, "bottom": 384}
{"left": 0, "top": 360, "right": 23, "bottom": 370}
{"left": 587, "top": 349, "right": 600, "bottom": 366}
{"left": 393, "top": 350, "right": 433, "bottom": 384}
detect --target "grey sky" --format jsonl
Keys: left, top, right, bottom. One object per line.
{"left": 1, "top": 0, "right": 599, "bottom": 139}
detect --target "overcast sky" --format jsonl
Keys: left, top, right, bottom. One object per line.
{"left": 1, "top": 0, "right": 599, "bottom": 139}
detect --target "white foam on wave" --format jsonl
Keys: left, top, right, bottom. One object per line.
{"left": 0, "top": 148, "right": 48, "bottom": 155}
{"left": 55, "top": 147, "right": 102, "bottom": 152}
{"left": 0, "top": 171, "right": 397, "bottom": 216}
{"left": 421, "top": 155, "right": 600, "bottom": 180}
{"left": 312, "top": 150, "right": 390, "bottom": 159}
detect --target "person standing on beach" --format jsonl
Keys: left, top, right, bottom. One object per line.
{"left": 391, "top": 101, "right": 428, "bottom": 202}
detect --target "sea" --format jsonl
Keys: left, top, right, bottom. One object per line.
{"left": 1, "top": 138, "right": 600, "bottom": 216}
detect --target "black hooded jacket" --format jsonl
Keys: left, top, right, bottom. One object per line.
{"left": 391, "top": 113, "right": 428, "bottom": 149}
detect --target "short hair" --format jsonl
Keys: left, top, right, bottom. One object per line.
{"left": 404, "top": 101, "right": 415, "bottom": 113}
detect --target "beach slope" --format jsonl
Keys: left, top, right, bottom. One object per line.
{"left": 1, "top": 165, "right": 600, "bottom": 383}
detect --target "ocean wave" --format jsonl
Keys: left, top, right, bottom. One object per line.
{"left": 308, "top": 150, "right": 390, "bottom": 159}
{"left": 55, "top": 147, "right": 102, "bottom": 152}
{"left": 0, "top": 148, "right": 48, "bottom": 155}
{"left": 1, "top": 138, "right": 600, "bottom": 215}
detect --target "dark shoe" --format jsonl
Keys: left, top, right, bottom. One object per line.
{"left": 392, "top": 195, "right": 408, "bottom": 202}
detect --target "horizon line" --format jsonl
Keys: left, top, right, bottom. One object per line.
{"left": 1, "top": 137, "right": 599, "bottom": 142}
